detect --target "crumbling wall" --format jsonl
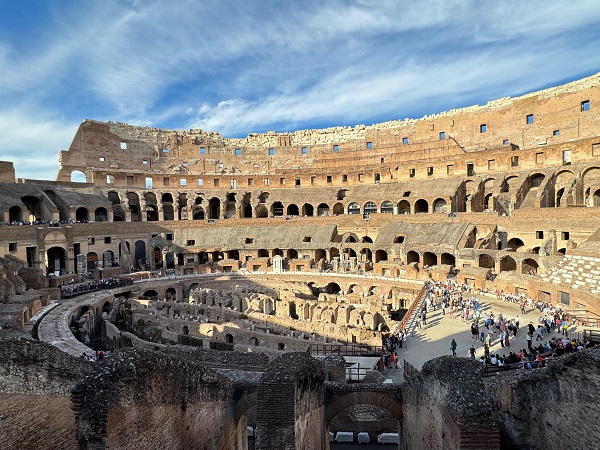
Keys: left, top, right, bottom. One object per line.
{"left": 485, "top": 348, "right": 600, "bottom": 450}
{"left": 255, "top": 352, "right": 326, "bottom": 450}
{"left": 401, "top": 356, "right": 499, "bottom": 450}
{"left": 0, "top": 337, "right": 93, "bottom": 450}
{"left": 73, "top": 347, "right": 239, "bottom": 450}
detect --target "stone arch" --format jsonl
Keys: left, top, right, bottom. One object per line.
{"left": 433, "top": 198, "right": 447, "bottom": 213}
{"left": 423, "top": 252, "right": 437, "bottom": 266}
{"left": 193, "top": 206, "right": 205, "bottom": 220}
{"left": 375, "top": 250, "right": 388, "bottom": 263}
{"left": 361, "top": 236, "right": 373, "bottom": 243}
{"left": 76, "top": 207, "right": 89, "bottom": 222}
{"left": 344, "top": 233, "right": 359, "bottom": 243}
{"left": 316, "top": 203, "right": 329, "bottom": 216}
{"left": 286, "top": 204, "right": 299, "bottom": 216}
{"left": 330, "top": 247, "right": 340, "bottom": 259}
{"left": 593, "top": 188, "right": 600, "bottom": 207}
{"left": 347, "top": 202, "right": 360, "bottom": 214}
{"left": 208, "top": 197, "right": 221, "bottom": 219}
{"left": 127, "top": 192, "right": 141, "bottom": 221}
{"left": 225, "top": 333, "right": 234, "bottom": 344}
{"left": 142, "top": 290, "right": 158, "bottom": 299}
{"left": 500, "top": 176, "right": 519, "bottom": 193}
{"left": 46, "top": 246, "right": 66, "bottom": 275}
{"left": 406, "top": 251, "right": 419, "bottom": 264}
{"left": 522, "top": 258, "right": 539, "bottom": 275}
{"left": 255, "top": 204, "right": 268, "bottom": 218}
{"left": 398, "top": 200, "right": 410, "bottom": 214}
{"left": 324, "top": 390, "right": 402, "bottom": 427}
{"left": 441, "top": 253, "right": 455, "bottom": 266}
{"left": 165, "top": 287, "right": 177, "bottom": 301}
{"left": 315, "top": 248, "right": 326, "bottom": 261}
{"left": 271, "top": 201, "right": 284, "bottom": 216}
{"left": 506, "top": 237, "right": 525, "bottom": 251}
{"left": 272, "top": 248, "right": 283, "bottom": 257}
{"left": 325, "top": 282, "right": 341, "bottom": 295}
{"left": 286, "top": 249, "right": 298, "bottom": 259}
{"left": 257, "top": 249, "right": 269, "bottom": 257}
{"left": 332, "top": 203, "right": 344, "bottom": 215}
{"left": 302, "top": 203, "right": 314, "bottom": 216}
{"left": 94, "top": 207, "right": 108, "bottom": 222}
{"left": 70, "top": 170, "right": 87, "bottom": 183}
{"left": 249, "top": 337, "right": 259, "bottom": 346}
{"left": 478, "top": 253, "right": 495, "bottom": 269}
{"left": 363, "top": 201, "right": 377, "bottom": 215}
{"left": 414, "top": 199, "right": 429, "bottom": 213}
{"left": 380, "top": 200, "right": 394, "bottom": 213}
{"left": 528, "top": 172, "right": 545, "bottom": 188}
{"left": 500, "top": 255, "right": 517, "bottom": 272}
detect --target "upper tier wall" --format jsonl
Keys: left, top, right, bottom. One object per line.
{"left": 56, "top": 72, "right": 600, "bottom": 183}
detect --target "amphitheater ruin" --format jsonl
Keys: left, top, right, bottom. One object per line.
{"left": 1, "top": 73, "right": 600, "bottom": 449}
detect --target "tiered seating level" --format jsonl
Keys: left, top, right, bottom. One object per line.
{"left": 540, "top": 255, "right": 600, "bottom": 295}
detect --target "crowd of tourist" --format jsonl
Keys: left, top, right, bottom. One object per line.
{"left": 60, "top": 277, "right": 134, "bottom": 298}
{"left": 0, "top": 218, "right": 92, "bottom": 227}
{"left": 386, "top": 278, "right": 598, "bottom": 374}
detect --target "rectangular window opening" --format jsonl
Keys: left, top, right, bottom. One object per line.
{"left": 120, "top": 142, "right": 127, "bottom": 150}
{"left": 553, "top": 130, "right": 560, "bottom": 136}
{"left": 200, "top": 147, "right": 206, "bottom": 155}
{"left": 582, "top": 100, "right": 590, "bottom": 111}
{"left": 366, "top": 142, "right": 373, "bottom": 149}
{"left": 342, "top": 174, "right": 348, "bottom": 182}
{"left": 402, "top": 137, "right": 409, "bottom": 145}
{"left": 197, "top": 179, "right": 204, "bottom": 186}
{"left": 326, "top": 175, "right": 332, "bottom": 183}
{"left": 526, "top": 114, "right": 534, "bottom": 124}
{"left": 235, "top": 148, "right": 241, "bottom": 156}
{"left": 301, "top": 147, "right": 307, "bottom": 155}
{"left": 536, "top": 230, "right": 544, "bottom": 239}
{"left": 427, "top": 166, "right": 433, "bottom": 176}
{"left": 268, "top": 148, "right": 275, "bottom": 156}
{"left": 480, "top": 124, "right": 487, "bottom": 133}
{"left": 333, "top": 144, "right": 339, "bottom": 152}
{"left": 439, "top": 131, "right": 446, "bottom": 140}
{"left": 409, "top": 168, "right": 416, "bottom": 178}
{"left": 561, "top": 231, "right": 570, "bottom": 240}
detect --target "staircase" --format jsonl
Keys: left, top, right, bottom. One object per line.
{"left": 518, "top": 186, "right": 539, "bottom": 209}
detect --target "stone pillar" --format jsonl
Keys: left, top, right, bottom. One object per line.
{"left": 107, "top": 209, "right": 114, "bottom": 223}
{"left": 158, "top": 205, "right": 164, "bottom": 222}
{"left": 140, "top": 200, "right": 147, "bottom": 222}
{"left": 66, "top": 246, "right": 75, "bottom": 274}
{"left": 173, "top": 201, "right": 179, "bottom": 221}
{"left": 255, "top": 353, "right": 326, "bottom": 450}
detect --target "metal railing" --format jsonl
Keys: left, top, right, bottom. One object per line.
{"left": 307, "top": 343, "right": 382, "bottom": 357}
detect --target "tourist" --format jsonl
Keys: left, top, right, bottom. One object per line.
{"left": 450, "top": 338, "right": 457, "bottom": 356}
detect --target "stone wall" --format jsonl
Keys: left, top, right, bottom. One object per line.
{"left": 485, "top": 348, "right": 600, "bottom": 450}
{"left": 0, "top": 337, "right": 93, "bottom": 450}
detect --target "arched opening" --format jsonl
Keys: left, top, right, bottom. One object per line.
{"left": 272, "top": 248, "right": 283, "bottom": 257}
{"left": 224, "top": 201, "right": 237, "bottom": 219}
{"left": 325, "top": 282, "right": 341, "bottom": 295}
{"left": 182, "top": 326, "right": 189, "bottom": 336}
{"left": 557, "top": 248, "right": 566, "bottom": 255}
{"left": 398, "top": 200, "right": 410, "bottom": 214}
{"left": 208, "top": 198, "right": 221, "bottom": 219}
{"left": 193, "top": 206, "right": 205, "bottom": 220}
{"left": 423, "top": 252, "right": 437, "bottom": 266}
{"left": 506, "top": 238, "right": 525, "bottom": 251}
{"left": 406, "top": 251, "right": 419, "bottom": 264}
{"left": 198, "top": 252, "right": 209, "bottom": 264}
{"left": 315, "top": 249, "right": 326, "bottom": 261}
{"left": 414, "top": 199, "right": 429, "bottom": 214}
{"left": 127, "top": 192, "right": 141, "bottom": 222}
{"left": 154, "top": 247, "right": 163, "bottom": 268}
{"left": 375, "top": 250, "right": 388, "bottom": 263}
{"left": 522, "top": 258, "right": 539, "bottom": 275}
{"left": 241, "top": 194, "right": 253, "bottom": 218}
{"left": 257, "top": 249, "right": 269, "bottom": 258}
{"left": 8, "top": 206, "right": 22, "bottom": 223}
{"left": 255, "top": 204, "right": 268, "bottom": 218}
{"left": 286, "top": 204, "right": 299, "bottom": 216}
{"left": 145, "top": 204, "right": 158, "bottom": 221}
{"left": 529, "top": 173, "right": 545, "bottom": 188}
{"left": 249, "top": 337, "right": 259, "bottom": 346}
{"left": 70, "top": 170, "right": 87, "bottom": 183}
{"left": 165, "top": 287, "right": 177, "bottom": 301}
{"left": 142, "top": 290, "right": 158, "bottom": 300}
{"left": 478, "top": 254, "right": 495, "bottom": 269}
{"left": 76, "top": 207, "right": 89, "bottom": 222}
{"left": 134, "top": 240, "right": 146, "bottom": 269}
{"left": 225, "top": 333, "right": 234, "bottom": 344}
{"left": 46, "top": 246, "right": 66, "bottom": 275}
{"left": 500, "top": 255, "right": 517, "bottom": 272}
{"left": 484, "top": 193, "right": 493, "bottom": 210}
{"left": 380, "top": 200, "right": 394, "bottom": 214}
{"left": 94, "top": 207, "right": 108, "bottom": 222}
{"left": 165, "top": 252, "right": 175, "bottom": 269}
{"left": 345, "top": 234, "right": 357, "bottom": 243}
{"left": 332, "top": 203, "right": 344, "bottom": 215}
{"left": 594, "top": 189, "right": 600, "bottom": 207}
{"left": 302, "top": 203, "right": 314, "bottom": 216}
{"left": 556, "top": 188, "right": 565, "bottom": 207}
{"left": 347, "top": 202, "right": 360, "bottom": 215}
{"left": 271, "top": 202, "right": 284, "bottom": 216}
{"left": 278, "top": 342, "right": 285, "bottom": 350}
{"left": 286, "top": 249, "right": 298, "bottom": 259}
{"left": 317, "top": 203, "right": 330, "bottom": 216}
{"left": 361, "top": 236, "right": 373, "bottom": 243}
{"left": 441, "top": 253, "right": 455, "bottom": 266}
{"left": 363, "top": 201, "right": 377, "bottom": 215}
{"left": 433, "top": 198, "right": 447, "bottom": 213}
{"left": 212, "top": 251, "right": 224, "bottom": 262}
{"left": 330, "top": 247, "right": 340, "bottom": 259}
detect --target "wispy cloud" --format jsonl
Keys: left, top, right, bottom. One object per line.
{"left": 0, "top": 0, "right": 599, "bottom": 179}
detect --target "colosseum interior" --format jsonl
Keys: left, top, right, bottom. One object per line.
{"left": 1, "top": 73, "right": 600, "bottom": 450}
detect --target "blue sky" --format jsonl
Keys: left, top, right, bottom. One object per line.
{"left": 1, "top": 0, "right": 600, "bottom": 181}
